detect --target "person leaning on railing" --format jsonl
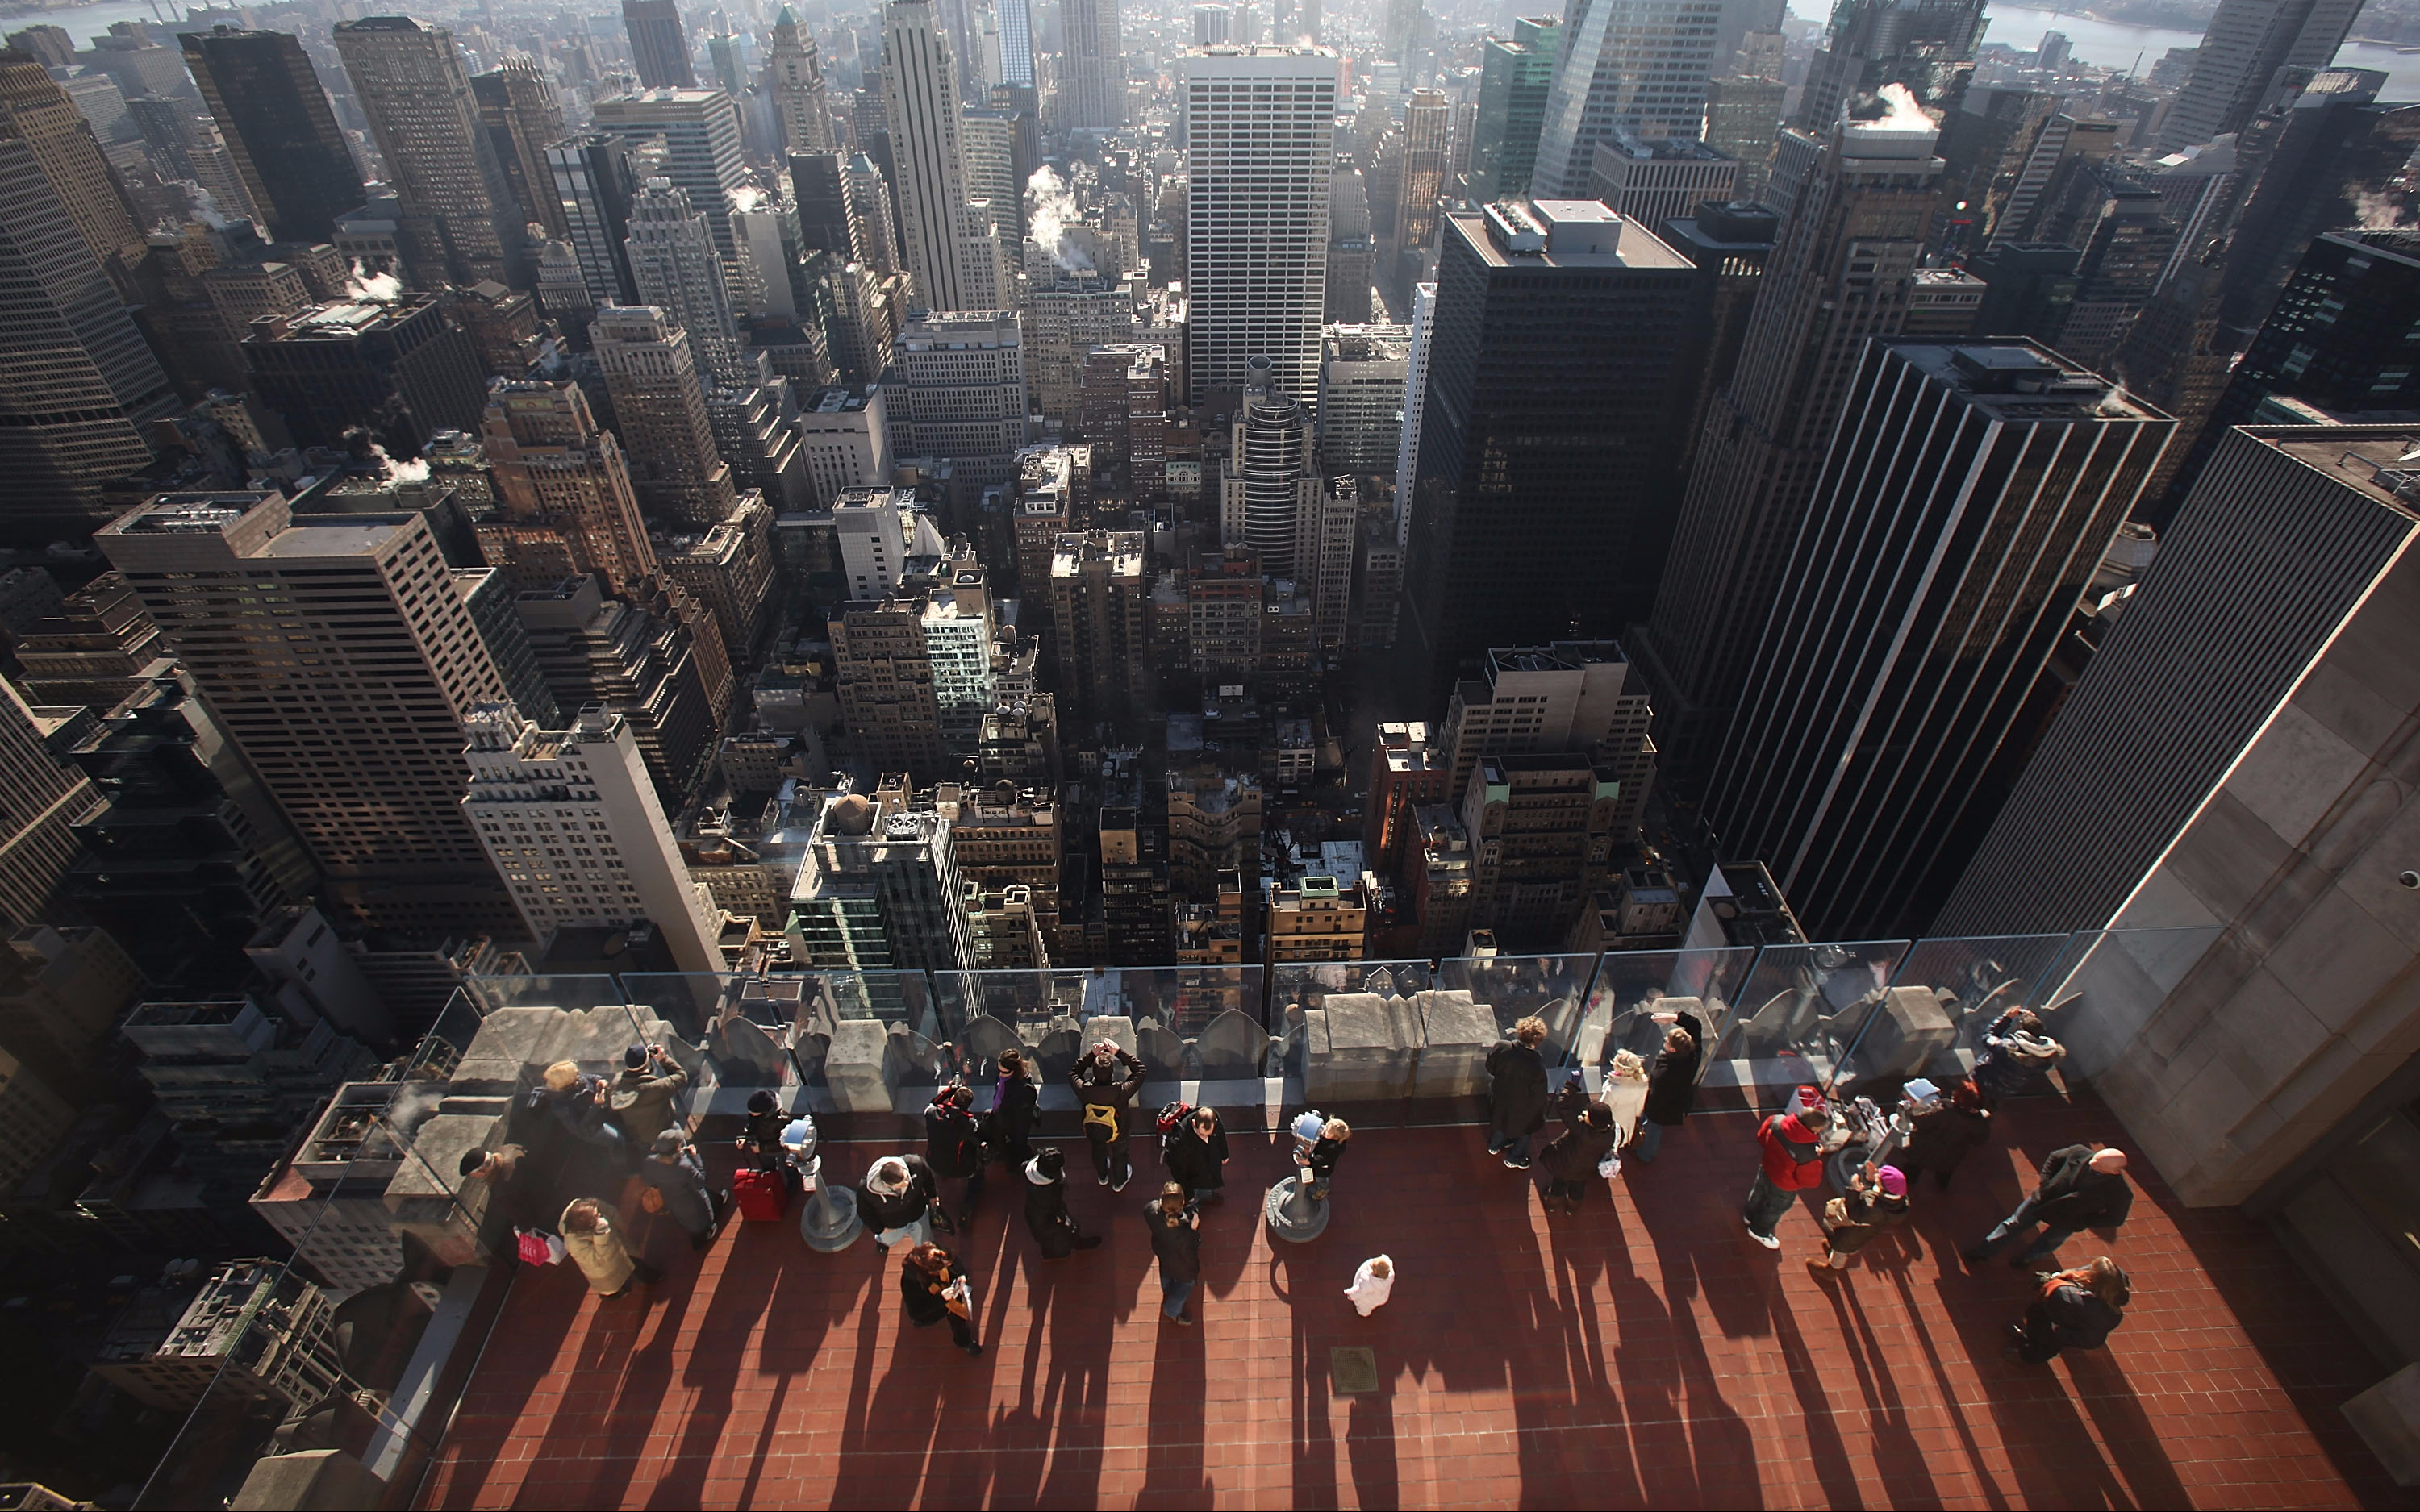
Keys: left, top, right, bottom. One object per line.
{"left": 1632, "top": 1008, "right": 1703, "bottom": 1165}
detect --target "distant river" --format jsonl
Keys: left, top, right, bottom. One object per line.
{"left": 1986, "top": 0, "right": 2420, "bottom": 98}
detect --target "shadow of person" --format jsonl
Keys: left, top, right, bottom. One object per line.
{"left": 2062, "top": 1347, "right": 2192, "bottom": 1509}
{"left": 1344, "top": 1389, "right": 1397, "bottom": 1510}
{"left": 1138, "top": 1306, "right": 1214, "bottom": 1508}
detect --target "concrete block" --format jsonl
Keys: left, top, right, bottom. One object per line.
{"left": 2268, "top": 887, "right": 2418, "bottom": 1031}
{"left": 704, "top": 1013, "right": 786, "bottom": 1086}
{"left": 824, "top": 1018, "right": 899, "bottom": 1114}
{"left": 2224, "top": 701, "right": 2367, "bottom": 849}
{"left": 1079, "top": 1016, "right": 1137, "bottom": 1057}
{"left": 232, "top": 1447, "right": 386, "bottom": 1510}
{"left": 1136, "top": 1018, "right": 1190, "bottom": 1079}
{"left": 1193, "top": 1007, "right": 1270, "bottom": 1078}
{"left": 1304, "top": 992, "right": 1421, "bottom": 1103}
{"left": 1412, "top": 989, "right": 1497, "bottom": 1098}
{"left": 1838, "top": 985, "right": 1954, "bottom": 1083}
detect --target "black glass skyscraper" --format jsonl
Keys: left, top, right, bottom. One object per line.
{"left": 179, "top": 26, "right": 362, "bottom": 244}
{"left": 623, "top": 0, "right": 698, "bottom": 88}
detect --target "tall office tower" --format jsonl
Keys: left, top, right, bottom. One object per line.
{"left": 1436, "top": 640, "right": 1656, "bottom": 839}
{"left": 179, "top": 28, "right": 361, "bottom": 245}
{"left": 126, "top": 94, "right": 256, "bottom": 223}
{"left": 98, "top": 493, "right": 522, "bottom": 935}
{"left": 1794, "top": 0, "right": 1984, "bottom": 133}
{"left": 334, "top": 19, "right": 521, "bottom": 288}
{"left": 881, "top": 0, "right": 981, "bottom": 310}
{"left": 1325, "top": 161, "right": 1374, "bottom": 323}
{"left": 1385, "top": 0, "right": 1421, "bottom": 56}
{"left": 825, "top": 260, "right": 903, "bottom": 381}
{"left": 462, "top": 702, "right": 722, "bottom": 971}
{"left": 1704, "top": 341, "right": 2170, "bottom": 940}
{"left": 661, "top": 494, "right": 778, "bottom": 656}
{"left": 1310, "top": 474, "right": 1356, "bottom": 649}
{"left": 1221, "top": 356, "right": 1321, "bottom": 575}
{"left": 789, "top": 783, "right": 974, "bottom": 973}
{"left": 845, "top": 152, "right": 905, "bottom": 271}
{"left": 707, "top": 385, "right": 811, "bottom": 509}
{"left": 0, "top": 683, "right": 93, "bottom": 934}
{"left": 624, "top": 0, "right": 699, "bottom": 88}
{"left": 2047, "top": 165, "right": 2178, "bottom": 370}
{"left": 514, "top": 575, "right": 725, "bottom": 802}
{"left": 1635, "top": 112, "right": 1943, "bottom": 786}
{"left": 1181, "top": 48, "right": 1336, "bottom": 405}
{"left": 1195, "top": 4, "right": 1233, "bottom": 45}
{"left": 1531, "top": 0, "right": 1725, "bottom": 197}
{"left": 478, "top": 380, "right": 661, "bottom": 598}
{"left": 472, "top": 60, "right": 568, "bottom": 240}
{"left": 549, "top": 134, "right": 654, "bottom": 308}
{"left": 1932, "top": 85, "right": 2059, "bottom": 252}
{"left": 1393, "top": 88, "right": 1450, "bottom": 264}
{"left": 0, "top": 136, "right": 173, "bottom": 540}
{"left": 1587, "top": 135, "right": 1738, "bottom": 227}
{"left": 624, "top": 179, "right": 749, "bottom": 388}
{"left": 591, "top": 89, "right": 750, "bottom": 274}
{"left": 1658, "top": 199, "right": 1779, "bottom": 476}
{"left": 1316, "top": 324, "right": 1408, "bottom": 473}
{"left": 1700, "top": 75, "right": 1786, "bottom": 201}
{"left": 995, "top": 0, "right": 1038, "bottom": 89}
{"left": 1058, "top": 0, "right": 1126, "bottom": 129}
{"left": 1392, "top": 280, "right": 1435, "bottom": 544}
{"left": 1468, "top": 16, "right": 1562, "bottom": 202}
{"left": 591, "top": 305, "right": 742, "bottom": 525}
{"left": 829, "top": 594, "right": 946, "bottom": 775}
{"left": 791, "top": 150, "right": 855, "bottom": 256}
{"left": 2215, "top": 230, "right": 2420, "bottom": 430}
{"left": 835, "top": 486, "right": 913, "bottom": 599}
{"left": 1049, "top": 530, "right": 1150, "bottom": 719}
{"left": 1400, "top": 201, "right": 1693, "bottom": 702}
{"left": 0, "top": 48, "right": 145, "bottom": 299}
{"left": 799, "top": 385, "right": 894, "bottom": 502}
{"left": 953, "top": 199, "right": 1012, "bottom": 306}
{"left": 241, "top": 297, "right": 487, "bottom": 454}
{"left": 1023, "top": 273, "right": 1136, "bottom": 427}
{"left": 886, "top": 310, "right": 1028, "bottom": 481}
{"left": 769, "top": 6, "right": 836, "bottom": 153}
{"left": 915, "top": 551, "right": 995, "bottom": 756}
{"left": 2163, "top": 0, "right": 2366, "bottom": 150}
{"left": 1717, "top": 0, "right": 1786, "bottom": 71}
{"left": 960, "top": 109, "right": 1018, "bottom": 238}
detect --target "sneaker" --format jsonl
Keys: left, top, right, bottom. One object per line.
{"left": 1112, "top": 1171, "right": 1130, "bottom": 1192}
{"left": 1743, "top": 1218, "right": 1780, "bottom": 1249}
{"left": 1096, "top": 1173, "right": 1111, "bottom": 1185}
{"left": 962, "top": 1342, "right": 985, "bottom": 1357}
{"left": 1173, "top": 1312, "right": 1194, "bottom": 1327}
{"left": 1503, "top": 1156, "right": 1531, "bottom": 1170}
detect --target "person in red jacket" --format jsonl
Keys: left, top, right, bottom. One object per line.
{"left": 1744, "top": 1099, "right": 1832, "bottom": 1249}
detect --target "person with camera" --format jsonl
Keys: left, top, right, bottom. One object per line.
{"left": 1069, "top": 1039, "right": 1148, "bottom": 1190}
{"left": 899, "top": 1241, "right": 983, "bottom": 1356}
{"left": 924, "top": 1081, "right": 987, "bottom": 1227}
{"left": 1143, "top": 1181, "right": 1203, "bottom": 1326}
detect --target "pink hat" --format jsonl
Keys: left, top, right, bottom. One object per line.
{"left": 1876, "top": 1165, "right": 1907, "bottom": 1198}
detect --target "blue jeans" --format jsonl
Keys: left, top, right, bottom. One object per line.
{"left": 1160, "top": 1277, "right": 1195, "bottom": 1320}
{"left": 1632, "top": 1121, "right": 1664, "bottom": 1163}
{"left": 1744, "top": 1169, "right": 1796, "bottom": 1239}
{"left": 1976, "top": 1196, "right": 2074, "bottom": 1263}
{"left": 1191, "top": 1187, "right": 1218, "bottom": 1203}
{"left": 1487, "top": 1131, "right": 1533, "bottom": 1161}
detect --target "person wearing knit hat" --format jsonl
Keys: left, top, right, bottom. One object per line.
{"left": 733, "top": 1088, "right": 789, "bottom": 1172}
{"left": 1021, "top": 1146, "right": 1102, "bottom": 1258}
{"left": 609, "top": 1043, "right": 689, "bottom": 1150}
{"left": 1809, "top": 1162, "right": 1913, "bottom": 1276}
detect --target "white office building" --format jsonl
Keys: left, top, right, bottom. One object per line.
{"left": 1316, "top": 323, "right": 1410, "bottom": 474}
{"left": 834, "top": 485, "right": 913, "bottom": 598}
{"left": 882, "top": 0, "right": 982, "bottom": 311}
{"left": 799, "top": 385, "right": 895, "bottom": 504}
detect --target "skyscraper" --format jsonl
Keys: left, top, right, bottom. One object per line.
{"left": 1181, "top": 47, "right": 1336, "bottom": 404}
{"left": 548, "top": 133, "right": 654, "bottom": 308}
{"left": 591, "top": 89, "right": 750, "bottom": 273}
{"left": 768, "top": 6, "right": 835, "bottom": 154}
{"left": 240, "top": 296, "right": 487, "bottom": 453}
{"left": 98, "top": 493, "right": 522, "bottom": 935}
{"left": 1221, "top": 356, "right": 1321, "bottom": 576}
{"left": 998, "top": 0, "right": 1038, "bottom": 87}
{"left": 179, "top": 27, "right": 362, "bottom": 244}
{"left": 0, "top": 681, "right": 94, "bottom": 934}
{"left": 1400, "top": 201, "right": 1695, "bottom": 702}
{"left": 472, "top": 58, "right": 567, "bottom": 239}
{"left": 1793, "top": 0, "right": 1984, "bottom": 132}
{"left": 1059, "top": 0, "right": 1127, "bottom": 129}
{"left": 1467, "top": 15, "right": 1561, "bottom": 202}
{"left": 478, "top": 380, "right": 661, "bottom": 598}
{"left": 1530, "top": 0, "right": 1725, "bottom": 196}
{"left": 2162, "top": 0, "right": 2367, "bottom": 150}
{"left": 332, "top": 17, "right": 522, "bottom": 287}
{"left": 1634, "top": 111, "right": 1945, "bottom": 787}
{"left": 624, "top": 178, "right": 749, "bottom": 388}
{"left": 1393, "top": 87, "right": 1450, "bottom": 270}
{"left": 592, "top": 305, "right": 742, "bottom": 526}
{"left": 0, "top": 47, "right": 146, "bottom": 295}
{"left": 886, "top": 310, "right": 1029, "bottom": 481}
{"left": 1704, "top": 341, "right": 2172, "bottom": 940}
{"left": 881, "top": 0, "right": 980, "bottom": 310}
{"left": 624, "top": 0, "right": 699, "bottom": 89}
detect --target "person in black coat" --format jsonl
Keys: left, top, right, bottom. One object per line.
{"left": 733, "top": 1089, "right": 788, "bottom": 1170}
{"left": 1966, "top": 1144, "right": 2134, "bottom": 1269}
{"left": 1068, "top": 1040, "right": 1148, "bottom": 1190}
{"left": 1144, "top": 1183, "right": 1203, "bottom": 1325}
{"left": 1484, "top": 1017, "right": 1551, "bottom": 1168}
{"left": 899, "top": 1242, "right": 982, "bottom": 1356}
{"left": 1633, "top": 1007, "right": 1703, "bottom": 1164}
{"left": 1163, "top": 1106, "right": 1230, "bottom": 1202}
{"left": 1538, "top": 1083, "right": 1619, "bottom": 1216}
{"left": 2006, "top": 1256, "right": 2129, "bottom": 1364}
{"left": 988, "top": 1050, "right": 1040, "bottom": 1165}
{"left": 861, "top": 1153, "right": 946, "bottom": 1248}
{"left": 924, "top": 1083, "right": 987, "bottom": 1224}
{"left": 1892, "top": 1077, "right": 1993, "bottom": 1189}
{"left": 1296, "top": 1118, "right": 1349, "bottom": 1199}
{"left": 1021, "top": 1146, "right": 1101, "bottom": 1258}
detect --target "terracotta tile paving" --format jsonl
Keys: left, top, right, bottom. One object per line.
{"left": 417, "top": 1096, "right": 2407, "bottom": 1510}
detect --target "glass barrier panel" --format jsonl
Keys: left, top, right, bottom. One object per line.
{"left": 931, "top": 967, "right": 1269, "bottom": 1085}
{"left": 1437, "top": 952, "right": 1604, "bottom": 1065}
{"left": 2048, "top": 925, "right": 2226, "bottom": 1080}
{"left": 462, "top": 973, "right": 626, "bottom": 1015}
{"left": 1707, "top": 940, "right": 1913, "bottom": 1108}
{"left": 1825, "top": 932, "right": 2080, "bottom": 1097}
{"left": 1577, "top": 943, "right": 1761, "bottom": 1073}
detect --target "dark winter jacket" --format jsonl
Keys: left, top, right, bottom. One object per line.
{"left": 608, "top": 1061, "right": 690, "bottom": 1147}
{"left": 858, "top": 1155, "right": 939, "bottom": 1232}
{"left": 1024, "top": 1171, "right": 1079, "bottom": 1257}
{"left": 1144, "top": 1203, "right": 1201, "bottom": 1283}
{"left": 638, "top": 1147, "right": 716, "bottom": 1237}
{"left": 1898, "top": 1102, "right": 1992, "bottom": 1175}
{"left": 736, "top": 1107, "right": 790, "bottom": 1164}
{"left": 1301, "top": 1135, "right": 1346, "bottom": 1180}
{"left": 1539, "top": 1086, "right": 1619, "bottom": 1181}
{"left": 1069, "top": 1053, "right": 1147, "bottom": 1144}
{"left": 2030, "top": 1280, "right": 2123, "bottom": 1351}
{"left": 1641, "top": 1010, "right": 1705, "bottom": 1127}
{"left": 2029, "top": 1145, "right": 2134, "bottom": 1231}
{"left": 1974, "top": 1009, "right": 2058, "bottom": 1100}
{"left": 548, "top": 1078, "right": 621, "bottom": 1150}
{"left": 1484, "top": 1039, "right": 1550, "bottom": 1137}
{"left": 925, "top": 1102, "right": 985, "bottom": 1179}
{"left": 990, "top": 1072, "right": 1040, "bottom": 1157}
{"left": 1821, "top": 1186, "right": 1910, "bottom": 1254}
{"left": 1755, "top": 1112, "right": 1830, "bottom": 1192}
{"left": 899, "top": 1252, "right": 970, "bottom": 1328}
{"left": 1164, "top": 1121, "right": 1230, "bottom": 1191}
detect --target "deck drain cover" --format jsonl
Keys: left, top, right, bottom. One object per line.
{"left": 1330, "top": 1346, "right": 1378, "bottom": 1393}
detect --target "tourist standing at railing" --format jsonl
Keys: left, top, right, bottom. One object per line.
{"left": 1484, "top": 1017, "right": 1552, "bottom": 1169}
{"left": 1024, "top": 1146, "right": 1102, "bottom": 1257}
{"left": 640, "top": 1128, "right": 719, "bottom": 1252}
{"left": 2005, "top": 1256, "right": 2130, "bottom": 1364}
{"left": 1164, "top": 1105, "right": 1230, "bottom": 1204}
{"left": 1297, "top": 1118, "right": 1350, "bottom": 1199}
{"left": 1070, "top": 1041, "right": 1148, "bottom": 1191}
{"left": 924, "top": 1082, "right": 987, "bottom": 1227}
{"left": 458, "top": 1143, "right": 551, "bottom": 1259}
{"left": 1892, "top": 1077, "right": 1993, "bottom": 1190}
{"left": 1601, "top": 1049, "right": 1650, "bottom": 1148}
{"left": 1971, "top": 1007, "right": 2067, "bottom": 1107}
{"left": 610, "top": 1043, "right": 690, "bottom": 1148}
{"left": 1143, "top": 1183, "right": 1203, "bottom": 1326}
{"left": 543, "top": 1060, "right": 627, "bottom": 1160}
{"left": 862, "top": 1154, "right": 946, "bottom": 1248}
{"left": 1633, "top": 1009, "right": 1703, "bottom": 1165}
{"left": 735, "top": 1089, "right": 789, "bottom": 1172}
{"left": 1967, "top": 1145, "right": 2132, "bottom": 1270}
{"left": 899, "top": 1241, "right": 983, "bottom": 1356}
{"left": 1538, "top": 1082, "right": 1617, "bottom": 1216}
{"left": 1744, "top": 1099, "right": 1832, "bottom": 1249}
{"left": 989, "top": 1049, "right": 1040, "bottom": 1165}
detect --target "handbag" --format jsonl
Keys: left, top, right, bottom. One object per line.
{"left": 942, "top": 1275, "right": 971, "bottom": 1319}
{"left": 1596, "top": 1151, "right": 1620, "bottom": 1179}
{"left": 1821, "top": 1197, "right": 1850, "bottom": 1231}
{"left": 515, "top": 1228, "right": 565, "bottom": 1265}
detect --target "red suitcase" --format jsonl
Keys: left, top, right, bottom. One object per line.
{"left": 732, "top": 1166, "right": 790, "bottom": 1222}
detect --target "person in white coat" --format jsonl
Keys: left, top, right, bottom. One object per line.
{"left": 1345, "top": 1255, "right": 1395, "bottom": 1316}
{"left": 1603, "top": 1049, "right": 1650, "bottom": 1145}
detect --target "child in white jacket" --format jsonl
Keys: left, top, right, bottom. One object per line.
{"left": 1344, "top": 1254, "right": 1395, "bottom": 1315}
{"left": 1603, "top": 1049, "right": 1650, "bottom": 1146}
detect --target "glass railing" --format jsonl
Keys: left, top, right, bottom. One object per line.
{"left": 127, "top": 923, "right": 2224, "bottom": 1504}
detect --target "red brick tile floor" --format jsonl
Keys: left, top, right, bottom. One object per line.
{"left": 417, "top": 1094, "right": 2410, "bottom": 1510}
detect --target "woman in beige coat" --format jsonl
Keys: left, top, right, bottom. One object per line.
{"left": 561, "top": 1198, "right": 657, "bottom": 1297}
